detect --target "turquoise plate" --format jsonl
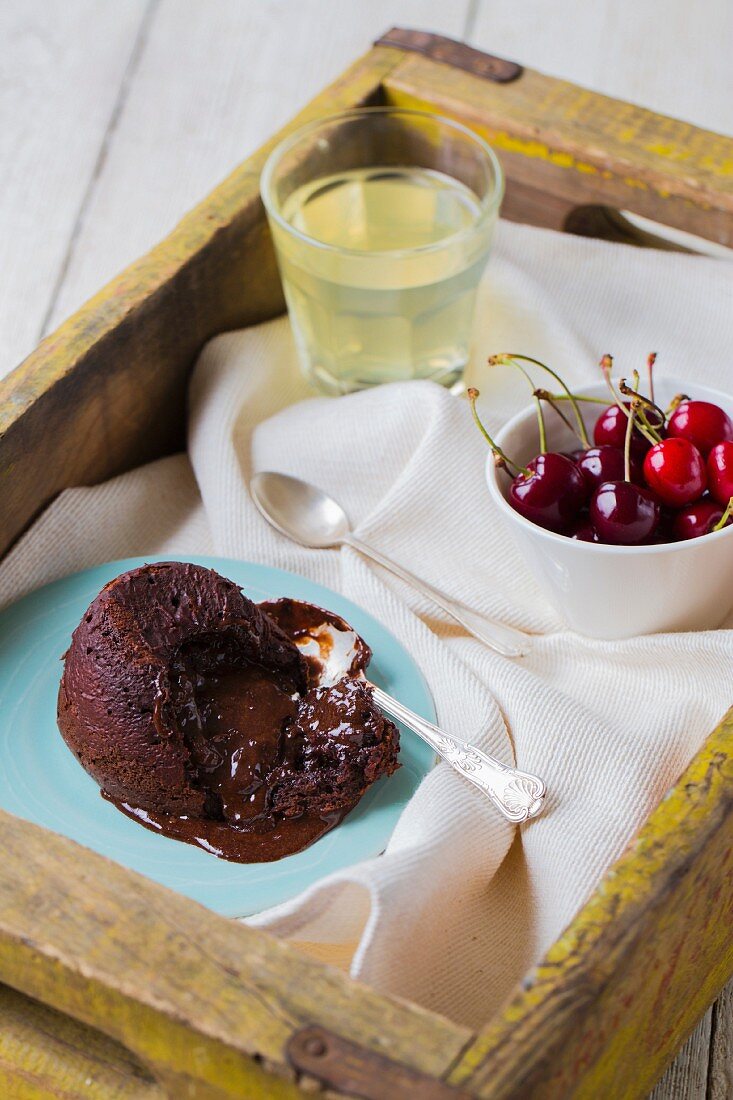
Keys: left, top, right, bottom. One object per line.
{"left": 0, "top": 556, "right": 434, "bottom": 917}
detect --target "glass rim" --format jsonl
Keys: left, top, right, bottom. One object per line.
{"left": 260, "top": 106, "right": 505, "bottom": 260}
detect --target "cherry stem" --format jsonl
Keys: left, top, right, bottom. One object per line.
{"left": 535, "top": 389, "right": 584, "bottom": 444}
{"left": 601, "top": 356, "right": 658, "bottom": 446}
{"left": 600, "top": 353, "right": 627, "bottom": 413}
{"left": 467, "top": 388, "right": 530, "bottom": 477}
{"left": 713, "top": 497, "right": 733, "bottom": 532}
{"left": 618, "top": 379, "right": 665, "bottom": 438}
{"left": 508, "top": 360, "right": 548, "bottom": 452}
{"left": 666, "top": 392, "right": 690, "bottom": 416}
{"left": 490, "top": 353, "right": 590, "bottom": 448}
{"left": 623, "top": 390, "right": 639, "bottom": 484}
{"left": 647, "top": 352, "right": 657, "bottom": 406}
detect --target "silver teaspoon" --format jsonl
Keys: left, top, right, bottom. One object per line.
{"left": 250, "top": 471, "right": 530, "bottom": 659}
{"left": 295, "top": 612, "right": 546, "bottom": 824}
{"left": 371, "top": 685, "right": 545, "bottom": 823}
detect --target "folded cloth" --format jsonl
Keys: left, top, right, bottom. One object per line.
{"left": 2, "top": 221, "right": 732, "bottom": 1029}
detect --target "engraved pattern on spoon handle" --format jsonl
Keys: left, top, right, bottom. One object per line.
{"left": 344, "top": 534, "right": 530, "bottom": 659}
{"left": 370, "top": 685, "right": 546, "bottom": 823}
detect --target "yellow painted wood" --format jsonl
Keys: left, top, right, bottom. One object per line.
{"left": 1, "top": 32, "right": 733, "bottom": 1098}
{"left": 448, "top": 707, "right": 733, "bottom": 1098}
{"left": 0, "top": 983, "right": 162, "bottom": 1099}
{"left": 0, "top": 809, "right": 471, "bottom": 1097}
{"left": 382, "top": 52, "right": 733, "bottom": 245}
{"left": 3, "top": 41, "right": 733, "bottom": 558}
{"left": 0, "top": 44, "right": 403, "bottom": 560}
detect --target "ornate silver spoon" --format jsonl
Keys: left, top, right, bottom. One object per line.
{"left": 293, "top": 609, "right": 546, "bottom": 825}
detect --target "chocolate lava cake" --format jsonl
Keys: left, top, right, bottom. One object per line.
{"left": 57, "top": 562, "right": 399, "bottom": 861}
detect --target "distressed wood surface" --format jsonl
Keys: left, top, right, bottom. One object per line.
{"left": 0, "top": 0, "right": 150, "bottom": 379}
{"left": 708, "top": 980, "right": 733, "bottom": 1100}
{"left": 3, "top": 40, "right": 732, "bottom": 564}
{"left": 446, "top": 707, "right": 733, "bottom": 1099}
{"left": 648, "top": 1009, "right": 712, "bottom": 1100}
{"left": 382, "top": 55, "right": 733, "bottom": 245}
{"left": 0, "top": 43, "right": 409, "bottom": 559}
{"left": 469, "top": 2, "right": 733, "bottom": 139}
{"left": 0, "top": 984, "right": 162, "bottom": 1100}
{"left": 43, "top": 0, "right": 469, "bottom": 339}
{"left": 0, "top": 809, "right": 471, "bottom": 1098}
{"left": 4, "top": 0, "right": 730, "bottom": 382}
{"left": 1, "top": 4, "right": 732, "bottom": 1095}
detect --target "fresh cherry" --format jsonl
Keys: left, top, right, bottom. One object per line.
{"left": 672, "top": 498, "right": 727, "bottom": 540}
{"left": 569, "top": 517, "right": 599, "bottom": 542}
{"left": 594, "top": 403, "right": 652, "bottom": 457}
{"left": 642, "top": 437, "right": 707, "bottom": 507}
{"left": 706, "top": 441, "right": 733, "bottom": 506}
{"left": 509, "top": 453, "right": 586, "bottom": 533}
{"left": 667, "top": 400, "right": 733, "bottom": 457}
{"left": 577, "top": 445, "right": 624, "bottom": 491}
{"left": 590, "top": 481, "right": 660, "bottom": 545}
{"left": 576, "top": 445, "right": 643, "bottom": 491}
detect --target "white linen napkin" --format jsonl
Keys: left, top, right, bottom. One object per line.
{"left": 2, "top": 221, "right": 732, "bottom": 1029}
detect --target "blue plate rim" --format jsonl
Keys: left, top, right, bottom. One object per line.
{"left": 0, "top": 555, "right": 435, "bottom": 917}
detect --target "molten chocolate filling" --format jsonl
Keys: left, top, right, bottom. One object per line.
{"left": 58, "top": 563, "right": 399, "bottom": 863}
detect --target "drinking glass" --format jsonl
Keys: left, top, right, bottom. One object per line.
{"left": 261, "top": 107, "right": 504, "bottom": 395}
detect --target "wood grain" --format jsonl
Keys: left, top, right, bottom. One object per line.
{"left": 3, "top": 42, "right": 732, "bottom": 565}
{"left": 382, "top": 54, "right": 733, "bottom": 245}
{"left": 446, "top": 707, "right": 733, "bottom": 1098}
{"left": 468, "top": 0, "right": 733, "bottom": 138}
{"left": 0, "top": 0, "right": 149, "bottom": 379}
{"left": 0, "top": 984, "right": 162, "bottom": 1100}
{"left": 45, "top": 0, "right": 470, "bottom": 341}
{"left": 648, "top": 1010, "right": 711, "bottom": 1100}
{"left": 0, "top": 44, "right": 405, "bottom": 559}
{"left": 1, "top": 11, "right": 732, "bottom": 1095}
{"left": 0, "top": 809, "right": 470, "bottom": 1097}
{"left": 708, "top": 979, "right": 733, "bottom": 1100}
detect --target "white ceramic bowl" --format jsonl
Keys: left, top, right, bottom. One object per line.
{"left": 485, "top": 377, "right": 733, "bottom": 639}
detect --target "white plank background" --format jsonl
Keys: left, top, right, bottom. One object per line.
{"left": 1, "top": 1, "right": 732, "bottom": 1095}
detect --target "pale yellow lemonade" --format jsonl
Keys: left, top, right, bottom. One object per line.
{"left": 273, "top": 166, "right": 493, "bottom": 393}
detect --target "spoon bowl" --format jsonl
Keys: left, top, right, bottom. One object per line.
{"left": 251, "top": 470, "right": 531, "bottom": 658}
{"left": 250, "top": 471, "right": 350, "bottom": 548}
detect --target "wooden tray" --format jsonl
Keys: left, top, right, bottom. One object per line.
{"left": 0, "top": 28, "right": 731, "bottom": 1099}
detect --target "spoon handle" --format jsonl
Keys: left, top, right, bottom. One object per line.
{"left": 345, "top": 535, "right": 530, "bottom": 659}
{"left": 370, "top": 685, "right": 545, "bottom": 823}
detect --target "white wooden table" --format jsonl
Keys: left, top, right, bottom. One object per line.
{"left": 1, "top": 2, "right": 731, "bottom": 1096}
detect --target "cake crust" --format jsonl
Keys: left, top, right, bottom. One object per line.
{"left": 58, "top": 562, "right": 399, "bottom": 862}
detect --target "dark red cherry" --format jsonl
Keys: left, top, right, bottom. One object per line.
{"left": 667, "top": 400, "right": 733, "bottom": 457}
{"left": 593, "top": 403, "right": 652, "bottom": 457}
{"left": 569, "top": 517, "right": 599, "bottom": 542}
{"left": 672, "top": 498, "right": 727, "bottom": 540}
{"left": 508, "top": 453, "right": 586, "bottom": 533}
{"left": 590, "top": 481, "right": 660, "bottom": 545}
{"left": 707, "top": 441, "right": 733, "bottom": 506}
{"left": 577, "top": 445, "right": 624, "bottom": 491}
{"left": 576, "top": 445, "right": 643, "bottom": 491}
{"left": 643, "top": 437, "right": 706, "bottom": 507}
{"left": 653, "top": 508, "right": 678, "bottom": 544}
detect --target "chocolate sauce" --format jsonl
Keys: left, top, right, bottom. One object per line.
{"left": 108, "top": 797, "right": 342, "bottom": 862}
{"left": 99, "top": 592, "right": 398, "bottom": 863}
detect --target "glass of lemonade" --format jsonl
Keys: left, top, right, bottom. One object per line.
{"left": 261, "top": 107, "right": 504, "bottom": 394}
